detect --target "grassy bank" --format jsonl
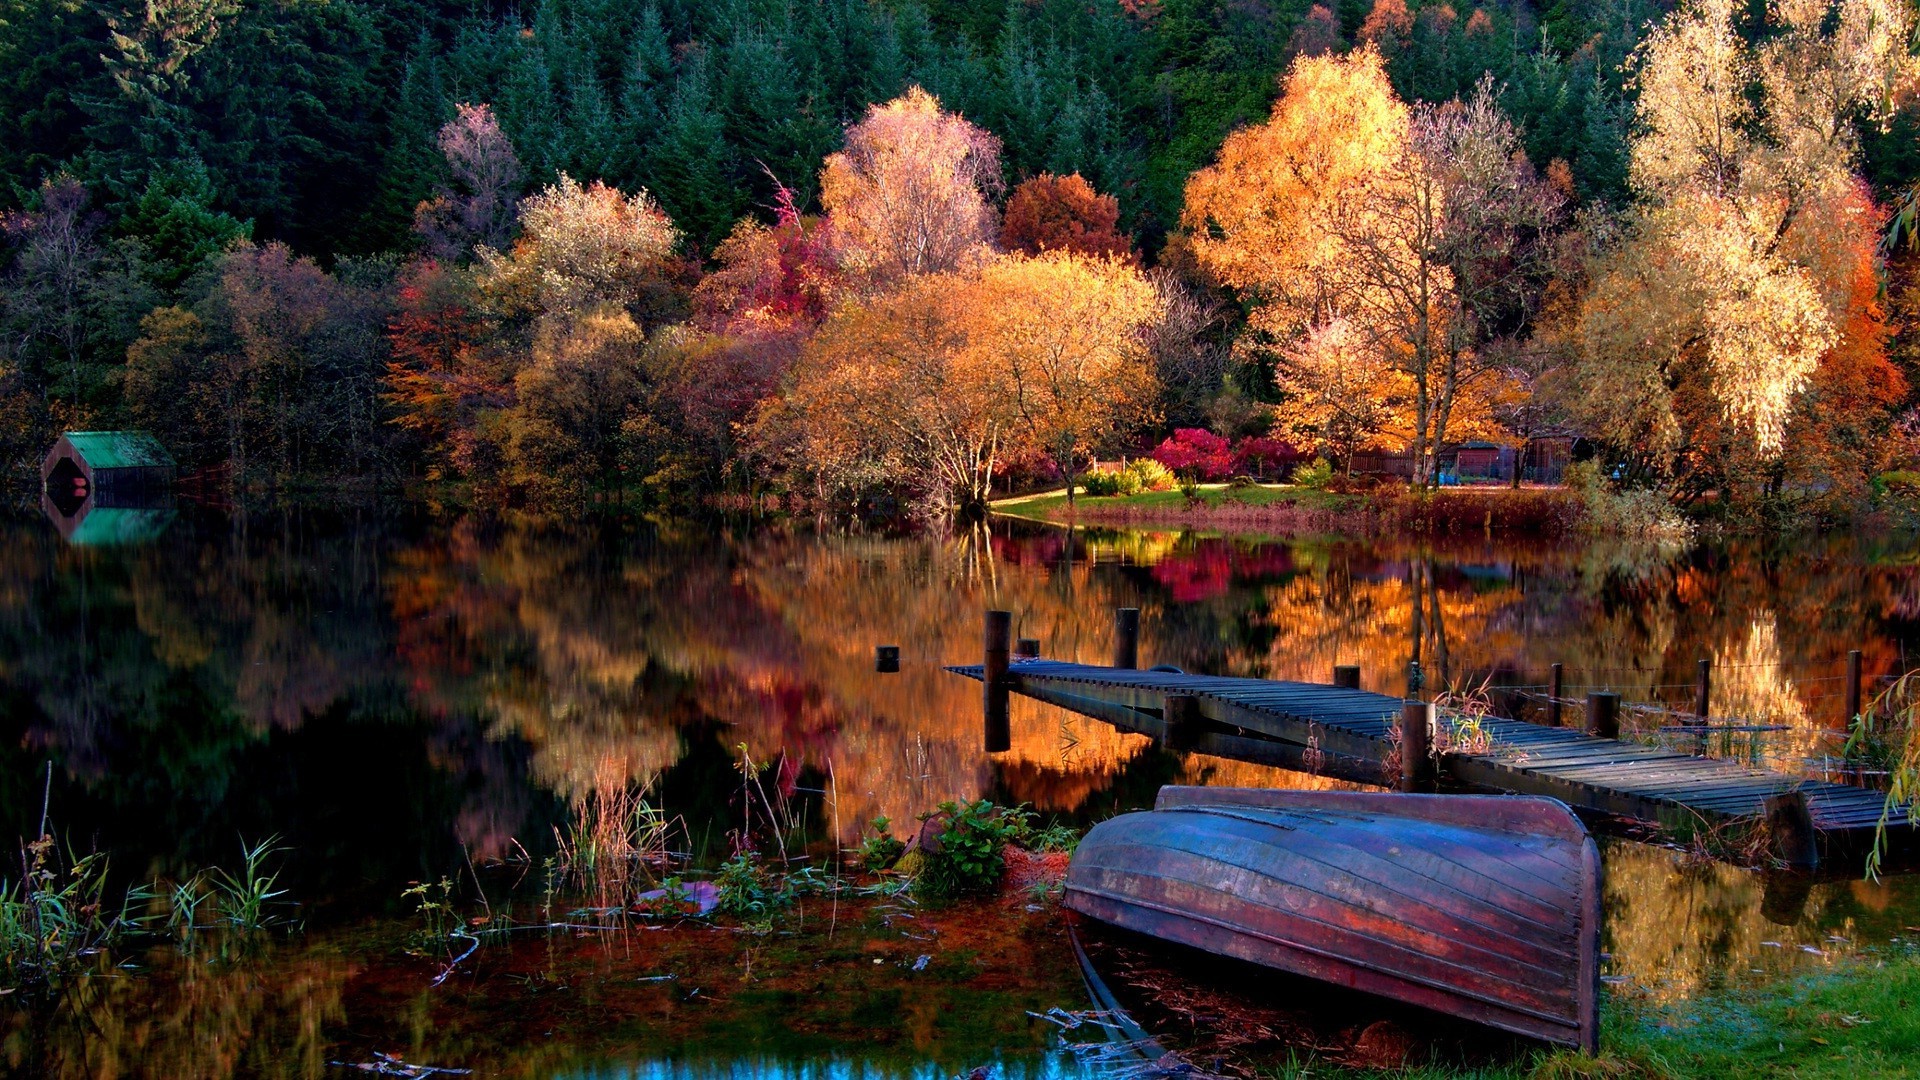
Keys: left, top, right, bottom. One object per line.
{"left": 994, "top": 483, "right": 1582, "bottom": 536}
{"left": 1268, "top": 955, "right": 1920, "bottom": 1079}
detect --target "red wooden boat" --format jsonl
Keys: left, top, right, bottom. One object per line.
{"left": 1064, "top": 787, "right": 1602, "bottom": 1053}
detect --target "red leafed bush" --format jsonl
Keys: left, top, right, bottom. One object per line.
{"left": 1233, "top": 436, "right": 1300, "bottom": 476}
{"left": 1151, "top": 429, "right": 1234, "bottom": 480}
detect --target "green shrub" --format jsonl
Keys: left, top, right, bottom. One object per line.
{"left": 858, "top": 816, "right": 905, "bottom": 872}
{"left": 1123, "top": 458, "right": 1176, "bottom": 492}
{"left": 714, "top": 850, "right": 779, "bottom": 919}
{"left": 913, "top": 800, "right": 1032, "bottom": 899}
{"left": 1293, "top": 456, "right": 1334, "bottom": 489}
{"left": 1075, "top": 470, "right": 1125, "bottom": 497}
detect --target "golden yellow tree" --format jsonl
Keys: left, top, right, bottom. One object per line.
{"left": 966, "top": 252, "right": 1163, "bottom": 501}
{"left": 1183, "top": 52, "right": 1559, "bottom": 485}
{"left": 1563, "top": 0, "right": 1916, "bottom": 495}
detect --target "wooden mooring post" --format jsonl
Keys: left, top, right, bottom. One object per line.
{"left": 1766, "top": 790, "right": 1818, "bottom": 871}
{"left": 1332, "top": 665, "right": 1360, "bottom": 689}
{"left": 1015, "top": 637, "right": 1040, "bottom": 659}
{"left": 1163, "top": 694, "right": 1201, "bottom": 752}
{"left": 1693, "top": 659, "right": 1712, "bottom": 721}
{"left": 1846, "top": 649, "right": 1863, "bottom": 728}
{"left": 1587, "top": 692, "right": 1620, "bottom": 740}
{"left": 984, "top": 611, "right": 1011, "bottom": 753}
{"left": 875, "top": 645, "right": 900, "bottom": 673}
{"left": 1548, "top": 663, "right": 1564, "bottom": 727}
{"left": 1399, "top": 700, "right": 1434, "bottom": 793}
{"left": 1114, "top": 608, "right": 1140, "bottom": 670}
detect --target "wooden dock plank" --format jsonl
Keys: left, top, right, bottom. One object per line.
{"left": 946, "top": 661, "right": 1910, "bottom": 843}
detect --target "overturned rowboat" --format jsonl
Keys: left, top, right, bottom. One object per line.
{"left": 1064, "top": 787, "right": 1602, "bottom": 1053}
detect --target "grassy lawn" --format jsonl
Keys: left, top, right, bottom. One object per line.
{"left": 1284, "top": 956, "right": 1920, "bottom": 1079}
{"left": 993, "top": 482, "right": 1354, "bottom": 521}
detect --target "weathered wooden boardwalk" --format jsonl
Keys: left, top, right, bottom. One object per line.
{"left": 948, "top": 658, "right": 1911, "bottom": 863}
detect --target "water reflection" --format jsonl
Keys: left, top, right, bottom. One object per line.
{"left": 3, "top": 507, "right": 1920, "bottom": 1014}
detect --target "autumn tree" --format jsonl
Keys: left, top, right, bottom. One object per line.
{"left": 968, "top": 252, "right": 1162, "bottom": 504}
{"left": 1183, "top": 51, "right": 1559, "bottom": 485}
{"left": 382, "top": 259, "right": 510, "bottom": 479}
{"left": 1560, "top": 0, "right": 1917, "bottom": 501}
{"left": 413, "top": 103, "right": 525, "bottom": 262}
{"left": 476, "top": 174, "right": 682, "bottom": 334}
{"left": 1270, "top": 316, "right": 1411, "bottom": 472}
{"left": 820, "top": 87, "right": 1002, "bottom": 288}
{"left": 757, "top": 271, "right": 1012, "bottom": 514}
{"left": 999, "top": 173, "right": 1133, "bottom": 260}
{"left": 692, "top": 184, "right": 838, "bottom": 335}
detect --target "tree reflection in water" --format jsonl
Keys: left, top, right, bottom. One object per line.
{"left": 3, "top": 507, "right": 1920, "bottom": 1033}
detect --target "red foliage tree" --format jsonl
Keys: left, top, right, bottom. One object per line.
{"left": 999, "top": 173, "right": 1134, "bottom": 261}
{"left": 1150, "top": 428, "right": 1234, "bottom": 480}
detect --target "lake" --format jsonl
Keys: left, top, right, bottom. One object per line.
{"left": 4, "top": 505, "right": 1920, "bottom": 1076}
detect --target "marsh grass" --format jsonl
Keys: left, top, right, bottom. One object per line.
{"left": 0, "top": 836, "right": 137, "bottom": 987}
{"left": 551, "top": 784, "right": 685, "bottom": 909}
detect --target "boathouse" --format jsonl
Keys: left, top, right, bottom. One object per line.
{"left": 41, "top": 431, "right": 175, "bottom": 504}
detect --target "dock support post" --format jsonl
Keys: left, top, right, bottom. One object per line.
{"left": 1587, "top": 692, "right": 1620, "bottom": 740}
{"left": 1694, "top": 659, "right": 1712, "bottom": 721}
{"left": 984, "top": 611, "right": 1011, "bottom": 753}
{"left": 1399, "top": 701, "right": 1434, "bottom": 793}
{"left": 1163, "top": 694, "right": 1201, "bottom": 752}
{"left": 1846, "top": 649, "right": 1863, "bottom": 729}
{"left": 1548, "top": 663, "right": 1564, "bottom": 727}
{"left": 1015, "top": 637, "right": 1040, "bottom": 660}
{"left": 1332, "top": 665, "right": 1360, "bottom": 689}
{"left": 1765, "top": 790, "right": 1819, "bottom": 871}
{"left": 1114, "top": 608, "right": 1139, "bottom": 670}
{"left": 875, "top": 645, "right": 900, "bottom": 673}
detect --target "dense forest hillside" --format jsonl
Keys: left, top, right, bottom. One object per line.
{"left": 4, "top": 0, "right": 1920, "bottom": 523}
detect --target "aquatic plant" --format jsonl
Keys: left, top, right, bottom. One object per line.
{"left": 211, "top": 835, "right": 291, "bottom": 931}
{"left": 402, "top": 877, "right": 458, "bottom": 948}
{"left": 0, "top": 837, "right": 140, "bottom": 986}
{"left": 858, "top": 816, "right": 905, "bottom": 872}
{"left": 551, "top": 784, "right": 685, "bottom": 907}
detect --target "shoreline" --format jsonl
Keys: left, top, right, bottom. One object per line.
{"left": 992, "top": 483, "right": 1584, "bottom": 536}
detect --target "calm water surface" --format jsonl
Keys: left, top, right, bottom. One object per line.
{"left": 5, "top": 505, "right": 1920, "bottom": 1076}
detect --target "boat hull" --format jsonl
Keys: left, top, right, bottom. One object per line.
{"left": 1064, "top": 787, "right": 1601, "bottom": 1053}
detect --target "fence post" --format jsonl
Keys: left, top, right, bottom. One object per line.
{"left": 1114, "top": 608, "right": 1140, "bottom": 670}
{"left": 1548, "top": 663, "right": 1564, "bottom": 727}
{"left": 1694, "top": 658, "right": 1712, "bottom": 722}
{"left": 1846, "top": 649, "right": 1863, "bottom": 730}
{"left": 1587, "top": 692, "right": 1620, "bottom": 740}
{"left": 875, "top": 645, "right": 900, "bottom": 673}
{"left": 1333, "top": 665, "right": 1360, "bottom": 689}
{"left": 1399, "top": 700, "right": 1434, "bottom": 793}
{"left": 984, "top": 611, "right": 1011, "bottom": 753}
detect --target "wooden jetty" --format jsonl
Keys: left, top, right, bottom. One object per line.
{"left": 1067, "top": 787, "right": 1602, "bottom": 1052}
{"left": 949, "top": 651, "right": 1911, "bottom": 868}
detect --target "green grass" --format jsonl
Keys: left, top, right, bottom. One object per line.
{"left": 993, "top": 483, "right": 1354, "bottom": 522}
{"left": 1279, "top": 956, "right": 1920, "bottom": 1079}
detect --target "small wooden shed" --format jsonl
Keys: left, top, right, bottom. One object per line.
{"left": 41, "top": 431, "right": 176, "bottom": 503}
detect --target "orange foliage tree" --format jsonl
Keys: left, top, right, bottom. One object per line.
{"left": 1183, "top": 50, "right": 1558, "bottom": 485}
{"left": 757, "top": 250, "right": 1160, "bottom": 514}
{"left": 999, "top": 173, "right": 1133, "bottom": 260}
